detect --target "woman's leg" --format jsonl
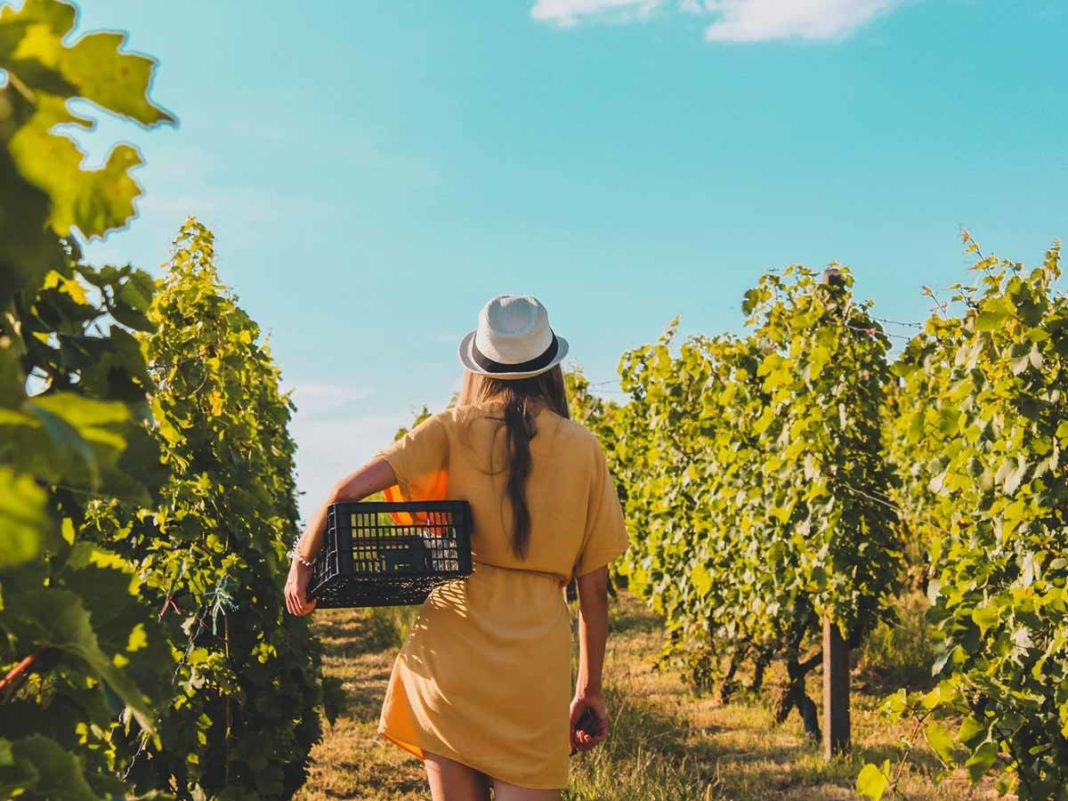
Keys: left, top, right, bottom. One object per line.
{"left": 490, "top": 777, "right": 562, "bottom": 801}
{"left": 424, "top": 751, "right": 492, "bottom": 801}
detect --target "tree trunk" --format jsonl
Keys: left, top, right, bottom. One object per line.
{"left": 719, "top": 650, "right": 743, "bottom": 704}
{"left": 749, "top": 650, "right": 772, "bottom": 694}
{"left": 774, "top": 653, "right": 822, "bottom": 741}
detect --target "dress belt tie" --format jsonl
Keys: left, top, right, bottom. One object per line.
{"left": 471, "top": 559, "right": 568, "bottom": 587}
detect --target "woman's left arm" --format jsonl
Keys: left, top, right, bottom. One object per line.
{"left": 284, "top": 457, "right": 397, "bottom": 616}
{"left": 571, "top": 565, "right": 610, "bottom": 752}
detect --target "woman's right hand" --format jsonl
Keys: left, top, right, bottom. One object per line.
{"left": 569, "top": 691, "right": 608, "bottom": 753}
{"left": 284, "top": 560, "right": 317, "bottom": 616}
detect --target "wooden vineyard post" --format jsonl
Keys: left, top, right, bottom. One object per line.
{"left": 821, "top": 265, "right": 852, "bottom": 759}
{"left": 823, "top": 617, "right": 851, "bottom": 757}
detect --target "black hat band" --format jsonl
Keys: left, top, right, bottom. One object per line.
{"left": 470, "top": 333, "right": 559, "bottom": 374}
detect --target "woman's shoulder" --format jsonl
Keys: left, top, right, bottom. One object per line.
{"left": 551, "top": 414, "right": 599, "bottom": 444}
{"left": 543, "top": 413, "right": 607, "bottom": 465}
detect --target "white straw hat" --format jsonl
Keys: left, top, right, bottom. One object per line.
{"left": 458, "top": 295, "right": 569, "bottom": 380}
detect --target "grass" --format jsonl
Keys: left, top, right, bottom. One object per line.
{"left": 294, "top": 593, "right": 1010, "bottom": 801}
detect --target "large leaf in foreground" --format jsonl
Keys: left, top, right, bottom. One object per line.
{"left": 0, "top": 466, "right": 48, "bottom": 569}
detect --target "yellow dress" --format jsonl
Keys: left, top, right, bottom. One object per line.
{"left": 373, "top": 398, "right": 630, "bottom": 790}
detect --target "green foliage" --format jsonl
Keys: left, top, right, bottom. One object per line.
{"left": 0, "top": 3, "right": 174, "bottom": 798}
{"left": 565, "top": 368, "right": 619, "bottom": 439}
{"left": 605, "top": 268, "right": 902, "bottom": 727}
{"left": 0, "top": 0, "right": 173, "bottom": 295}
{"left": 86, "top": 219, "right": 342, "bottom": 800}
{"left": 869, "top": 235, "right": 1068, "bottom": 799}
{"left": 393, "top": 404, "right": 433, "bottom": 441}
{"left": 366, "top": 605, "right": 420, "bottom": 650}
{"left": 565, "top": 367, "right": 627, "bottom": 592}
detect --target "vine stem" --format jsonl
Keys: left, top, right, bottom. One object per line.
{"left": 0, "top": 647, "right": 46, "bottom": 698}
{"left": 885, "top": 706, "right": 931, "bottom": 800}
{"left": 224, "top": 613, "right": 232, "bottom": 787}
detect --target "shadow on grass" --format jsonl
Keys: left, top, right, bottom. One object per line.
{"left": 691, "top": 705, "right": 945, "bottom": 800}
{"left": 854, "top": 666, "right": 938, "bottom": 698}
{"left": 311, "top": 608, "right": 401, "bottom": 721}
{"left": 855, "top": 741, "right": 943, "bottom": 775}
{"left": 313, "top": 607, "right": 406, "bottom": 654}
{"left": 607, "top": 602, "right": 664, "bottom": 637}
{"left": 319, "top": 759, "right": 426, "bottom": 796}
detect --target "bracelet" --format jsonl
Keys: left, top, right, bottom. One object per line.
{"left": 287, "top": 550, "right": 315, "bottom": 568}
{"left": 286, "top": 535, "right": 316, "bottom": 568}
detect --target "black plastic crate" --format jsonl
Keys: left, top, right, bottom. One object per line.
{"left": 308, "top": 500, "right": 473, "bottom": 608}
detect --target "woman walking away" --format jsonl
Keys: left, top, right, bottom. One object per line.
{"left": 284, "top": 295, "right": 630, "bottom": 800}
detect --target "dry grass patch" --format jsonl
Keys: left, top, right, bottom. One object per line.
{"left": 296, "top": 593, "right": 1011, "bottom": 801}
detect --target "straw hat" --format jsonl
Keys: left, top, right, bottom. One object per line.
{"left": 458, "top": 295, "right": 569, "bottom": 380}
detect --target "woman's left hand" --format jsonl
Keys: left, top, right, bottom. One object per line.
{"left": 284, "top": 560, "right": 318, "bottom": 616}
{"left": 569, "top": 691, "right": 608, "bottom": 753}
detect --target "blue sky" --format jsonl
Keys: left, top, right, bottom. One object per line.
{"left": 46, "top": 0, "right": 1068, "bottom": 521}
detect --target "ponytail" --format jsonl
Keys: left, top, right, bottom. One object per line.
{"left": 503, "top": 391, "right": 536, "bottom": 558}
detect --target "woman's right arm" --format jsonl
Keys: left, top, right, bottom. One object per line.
{"left": 294, "top": 457, "right": 398, "bottom": 561}
{"left": 284, "top": 457, "right": 397, "bottom": 616}
{"left": 570, "top": 565, "right": 610, "bottom": 752}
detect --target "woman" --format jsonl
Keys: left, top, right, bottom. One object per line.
{"left": 285, "top": 295, "right": 630, "bottom": 800}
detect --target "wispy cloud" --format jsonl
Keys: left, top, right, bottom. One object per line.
{"left": 282, "top": 381, "right": 374, "bottom": 418}
{"left": 532, "top": 0, "right": 665, "bottom": 27}
{"left": 290, "top": 407, "right": 403, "bottom": 524}
{"left": 702, "top": 0, "right": 902, "bottom": 41}
{"left": 282, "top": 380, "right": 407, "bottom": 523}
{"left": 531, "top": 0, "right": 906, "bottom": 41}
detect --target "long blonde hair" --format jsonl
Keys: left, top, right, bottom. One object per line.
{"left": 457, "top": 365, "right": 569, "bottom": 558}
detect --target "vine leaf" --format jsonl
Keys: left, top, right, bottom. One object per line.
{"left": 975, "top": 310, "right": 1008, "bottom": 332}
{"left": 970, "top": 604, "right": 1000, "bottom": 638}
{"left": 964, "top": 741, "right": 999, "bottom": 782}
{"left": 0, "top": 466, "right": 49, "bottom": 568}
{"left": 6, "top": 735, "right": 100, "bottom": 801}
{"left": 925, "top": 721, "right": 956, "bottom": 765}
{"left": 856, "top": 761, "right": 890, "bottom": 800}
{"left": 0, "top": 588, "right": 155, "bottom": 731}
{"left": 1, "top": 0, "right": 174, "bottom": 267}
